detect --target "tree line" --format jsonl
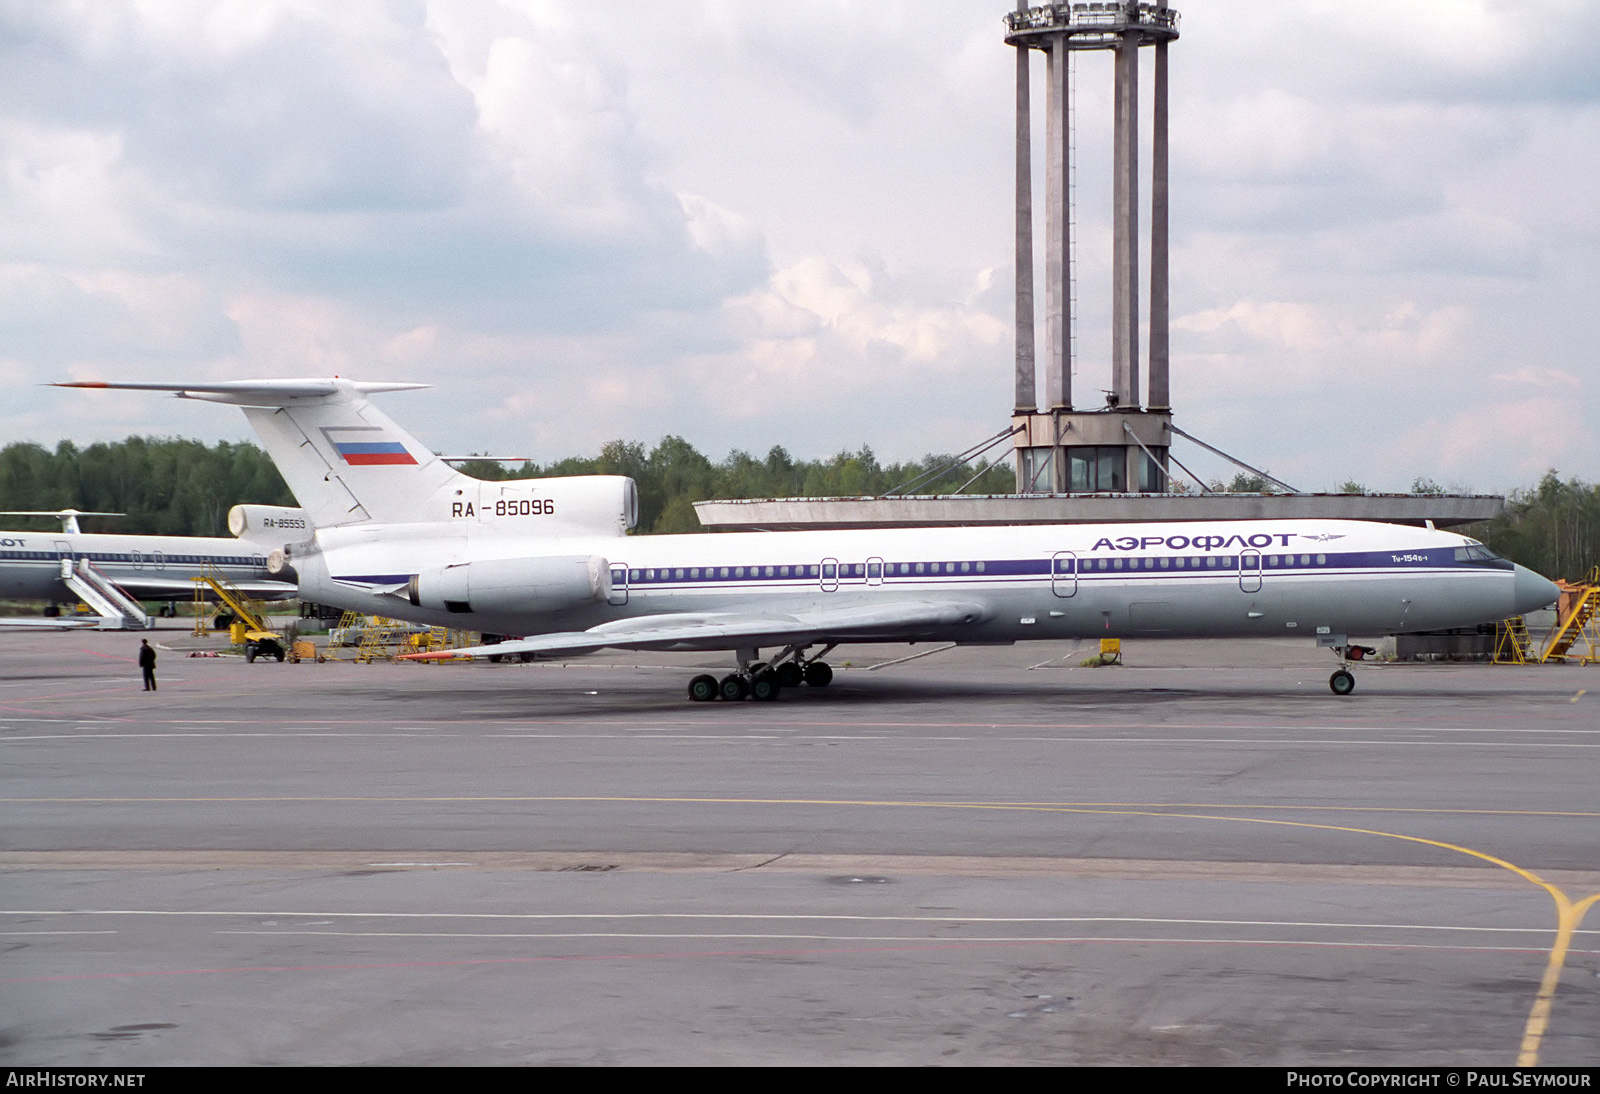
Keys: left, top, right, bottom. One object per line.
{"left": 0, "top": 436, "right": 1013, "bottom": 538}
{"left": 3, "top": 436, "right": 1596, "bottom": 580}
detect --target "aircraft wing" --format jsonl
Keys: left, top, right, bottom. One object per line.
{"left": 0, "top": 617, "right": 102, "bottom": 629}
{"left": 401, "top": 599, "right": 990, "bottom": 661}
{"left": 113, "top": 576, "right": 299, "bottom": 599}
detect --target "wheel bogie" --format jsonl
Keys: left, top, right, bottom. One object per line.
{"left": 803, "top": 661, "right": 833, "bottom": 688}
{"left": 750, "top": 673, "right": 782, "bottom": 702}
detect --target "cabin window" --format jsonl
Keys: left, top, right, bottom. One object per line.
{"left": 1317, "top": 554, "right": 1326, "bottom": 565}
{"left": 960, "top": 561, "right": 970, "bottom": 573}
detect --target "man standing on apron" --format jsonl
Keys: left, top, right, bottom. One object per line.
{"left": 138, "top": 639, "right": 157, "bottom": 691}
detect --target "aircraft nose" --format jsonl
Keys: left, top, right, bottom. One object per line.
{"left": 1513, "top": 565, "right": 1560, "bottom": 615}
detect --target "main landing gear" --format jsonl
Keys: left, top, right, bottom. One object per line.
{"left": 686, "top": 644, "right": 837, "bottom": 702}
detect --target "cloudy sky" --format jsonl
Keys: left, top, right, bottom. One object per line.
{"left": 2, "top": 0, "right": 1596, "bottom": 494}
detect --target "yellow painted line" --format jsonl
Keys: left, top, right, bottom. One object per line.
{"left": 1518, "top": 891, "right": 1600, "bottom": 1066}
{"left": 1574, "top": 689, "right": 1587, "bottom": 703}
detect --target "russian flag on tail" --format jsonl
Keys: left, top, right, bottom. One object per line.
{"left": 322, "top": 427, "right": 418, "bottom": 466}
{"left": 334, "top": 440, "right": 416, "bottom": 465}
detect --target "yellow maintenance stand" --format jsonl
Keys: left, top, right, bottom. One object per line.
{"left": 1492, "top": 617, "right": 1532, "bottom": 664}
{"left": 1540, "top": 567, "right": 1599, "bottom": 665}
{"left": 191, "top": 564, "right": 286, "bottom": 663}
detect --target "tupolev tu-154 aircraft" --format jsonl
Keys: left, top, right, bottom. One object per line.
{"left": 60, "top": 378, "right": 1558, "bottom": 697}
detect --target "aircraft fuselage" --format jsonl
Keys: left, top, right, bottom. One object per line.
{"left": 0, "top": 530, "right": 295, "bottom": 604}
{"left": 298, "top": 518, "right": 1539, "bottom": 648}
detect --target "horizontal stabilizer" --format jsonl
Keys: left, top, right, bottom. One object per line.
{"left": 54, "top": 378, "right": 428, "bottom": 406}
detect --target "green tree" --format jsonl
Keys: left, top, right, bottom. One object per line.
{"left": 1472, "top": 472, "right": 1600, "bottom": 581}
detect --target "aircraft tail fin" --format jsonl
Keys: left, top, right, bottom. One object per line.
{"left": 56, "top": 379, "right": 464, "bottom": 528}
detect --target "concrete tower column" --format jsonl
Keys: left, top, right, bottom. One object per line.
{"left": 1013, "top": 29, "right": 1036, "bottom": 414}
{"left": 1111, "top": 19, "right": 1140, "bottom": 410}
{"left": 1043, "top": 35, "right": 1072, "bottom": 411}
{"left": 1148, "top": 12, "right": 1171, "bottom": 411}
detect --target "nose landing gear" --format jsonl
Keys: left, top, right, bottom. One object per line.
{"left": 1326, "top": 642, "right": 1376, "bottom": 695}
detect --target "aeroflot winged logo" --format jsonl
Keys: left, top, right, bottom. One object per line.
{"left": 320, "top": 426, "right": 417, "bottom": 466}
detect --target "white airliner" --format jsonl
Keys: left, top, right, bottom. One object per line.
{"left": 0, "top": 506, "right": 304, "bottom": 628}
{"left": 59, "top": 378, "right": 1558, "bottom": 696}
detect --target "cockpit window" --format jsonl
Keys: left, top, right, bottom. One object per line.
{"left": 1454, "top": 544, "right": 1511, "bottom": 567}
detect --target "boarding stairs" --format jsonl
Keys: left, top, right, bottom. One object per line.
{"left": 60, "top": 557, "right": 152, "bottom": 630}
{"left": 1539, "top": 567, "right": 1599, "bottom": 665}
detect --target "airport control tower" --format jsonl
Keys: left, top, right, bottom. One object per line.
{"left": 1006, "top": 2, "right": 1178, "bottom": 494}
{"left": 692, "top": 3, "right": 1505, "bottom": 531}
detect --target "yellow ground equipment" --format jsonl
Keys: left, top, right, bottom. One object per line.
{"left": 1492, "top": 617, "right": 1532, "bottom": 664}
{"left": 1540, "top": 567, "right": 1599, "bottom": 665}
{"left": 327, "top": 612, "right": 473, "bottom": 663}
{"left": 354, "top": 617, "right": 427, "bottom": 663}
{"left": 405, "top": 626, "right": 475, "bottom": 662}
{"left": 191, "top": 564, "right": 286, "bottom": 662}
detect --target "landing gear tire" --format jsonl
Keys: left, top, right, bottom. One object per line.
{"left": 1329, "top": 670, "right": 1355, "bottom": 696}
{"left": 774, "top": 662, "right": 803, "bottom": 688}
{"left": 719, "top": 674, "right": 750, "bottom": 702}
{"left": 688, "top": 674, "right": 718, "bottom": 702}
{"left": 803, "top": 661, "right": 833, "bottom": 688}
{"left": 750, "top": 673, "right": 782, "bottom": 702}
